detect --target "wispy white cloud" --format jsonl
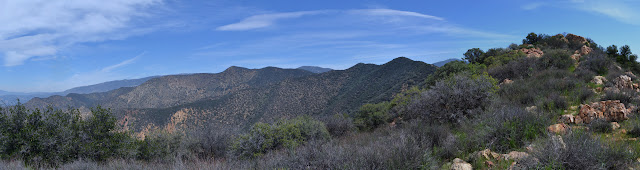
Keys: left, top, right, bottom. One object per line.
{"left": 349, "top": 9, "right": 444, "bottom": 20}
{"left": 0, "top": 0, "right": 163, "bottom": 67}
{"left": 522, "top": 2, "right": 545, "bottom": 10}
{"left": 101, "top": 52, "right": 144, "bottom": 72}
{"left": 573, "top": 0, "right": 639, "bottom": 25}
{"left": 216, "top": 11, "right": 326, "bottom": 31}
{"left": 36, "top": 52, "right": 147, "bottom": 91}
{"left": 540, "top": 0, "right": 640, "bottom": 25}
{"left": 203, "top": 8, "right": 513, "bottom": 68}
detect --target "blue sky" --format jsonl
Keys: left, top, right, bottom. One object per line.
{"left": 1, "top": 0, "right": 639, "bottom": 92}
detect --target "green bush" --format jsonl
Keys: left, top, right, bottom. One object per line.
{"left": 425, "top": 61, "right": 485, "bottom": 87}
{"left": 354, "top": 102, "right": 391, "bottom": 131}
{"left": 579, "top": 52, "right": 614, "bottom": 75}
{"left": 0, "top": 104, "right": 135, "bottom": 168}
{"left": 79, "top": 106, "right": 136, "bottom": 162}
{"left": 498, "top": 68, "right": 586, "bottom": 109}
{"left": 230, "top": 116, "right": 330, "bottom": 159}
{"left": 483, "top": 49, "right": 525, "bottom": 68}
{"left": 539, "top": 49, "right": 575, "bottom": 70}
{"left": 410, "top": 73, "right": 497, "bottom": 124}
{"left": 602, "top": 88, "right": 639, "bottom": 106}
{"left": 136, "top": 131, "right": 183, "bottom": 162}
{"left": 460, "top": 105, "right": 550, "bottom": 153}
{"left": 588, "top": 119, "right": 613, "bottom": 133}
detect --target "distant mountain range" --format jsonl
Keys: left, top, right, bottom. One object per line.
{"left": 432, "top": 58, "right": 462, "bottom": 67}
{"left": 26, "top": 57, "right": 437, "bottom": 136}
{"left": 63, "top": 76, "right": 158, "bottom": 94}
{"left": 297, "top": 66, "right": 332, "bottom": 73}
{"left": 0, "top": 76, "right": 157, "bottom": 105}
{"left": 1, "top": 66, "right": 335, "bottom": 105}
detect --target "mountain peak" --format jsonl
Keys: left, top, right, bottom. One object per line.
{"left": 297, "top": 66, "right": 332, "bottom": 73}
{"left": 224, "top": 66, "right": 250, "bottom": 73}
{"left": 388, "top": 57, "right": 414, "bottom": 64}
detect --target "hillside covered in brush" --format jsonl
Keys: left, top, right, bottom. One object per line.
{"left": 26, "top": 57, "right": 436, "bottom": 134}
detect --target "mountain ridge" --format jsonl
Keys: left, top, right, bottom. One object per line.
{"left": 25, "top": 57, "right": 437, "bottom": 134}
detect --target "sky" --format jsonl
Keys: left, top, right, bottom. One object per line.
{"left": 1, "top": 0, "right": 639, "bottom": 92}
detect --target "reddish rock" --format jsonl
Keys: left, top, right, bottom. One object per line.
{"left": 570, "top": 45, "right": 593, "bottom": 62}
{"left": 547, "top": 123, "right": 570, "bottom": 135}
{"left": 520, "top": 48, "right": 544, "bottom": 58}
{"left": 578, "top": 100, "right": 630, "bottom": 124}
{"left": 566, "top": 33, "right": 588, "bottom": 45}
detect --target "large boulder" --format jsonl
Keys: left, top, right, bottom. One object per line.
{"left": 578, "top": 100, "right": 630, "bottom": 124}
{"left": 520, "top": 48, "right": 544, "bottom": 58}
{"left": 451, "top": 158, "right": 472, "bottom": 170}
{"left": 547, "top": 123, "right": 570, "bottom": 135}
{"left": 613, "top": 75, "right": 633, "bottom": 89}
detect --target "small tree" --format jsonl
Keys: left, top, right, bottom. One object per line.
{"left": 606, "top": 45, "right": 619, "bottom": 58}
{"left": 523, "top": 32, "right": 541, "bottom": 45}
{"left": 464, "top": 48, "right": 485, "bottom": 64}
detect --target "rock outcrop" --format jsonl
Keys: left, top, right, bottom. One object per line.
{"left": 566, "top": 33, "right": 588, "bottom": 45}
{"left": 520, "top": 48, "right": 544, "bottom": 58}
{"left": 451, "top": 158, "right": 472, "bottom": 170}
{"left": 577, "top": 45, "right": 593, "bottom": 56}
{"left": 614, "top": 75, "right": 634, "bottom": 89}
{"left": 577, "top": 100, "right": 630, "bottom": 124}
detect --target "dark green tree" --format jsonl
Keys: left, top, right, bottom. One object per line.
{"left": 606, "top": 45, "right": 619, "bottom": 58}
{"left": 464, "top": 48, "right": 485, "bottom": 64}
{"left": 523, "top": 32, "right": 541, "bottom": 45}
